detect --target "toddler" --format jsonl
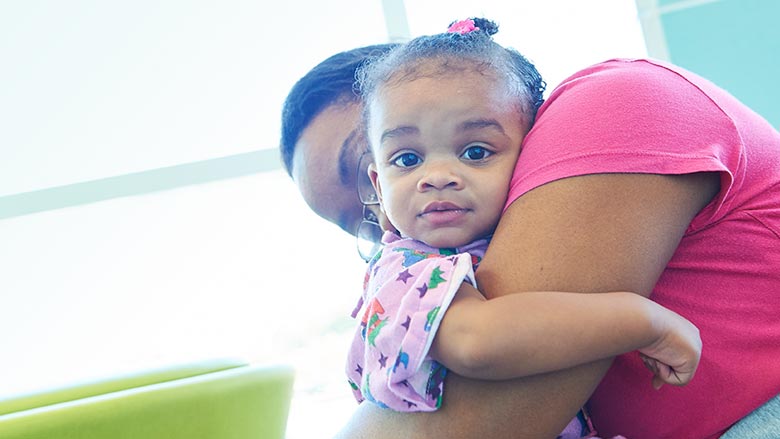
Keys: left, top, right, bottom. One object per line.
{"left": 346, "top": 18, "right": 700, "bottom": 438}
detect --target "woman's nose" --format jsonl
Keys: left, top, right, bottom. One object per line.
{"left": 417, "top": 161, "right": 463, "bottom": 191}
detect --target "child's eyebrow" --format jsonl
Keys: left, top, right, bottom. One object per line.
{"left": 458, "top": 118, "right": 507, "bottom": 135}
{"left": 380, "top": 126, "right": 418, "bottom": 145}
{"left": 379, "top": 118, "right": 507, "bottom": 146}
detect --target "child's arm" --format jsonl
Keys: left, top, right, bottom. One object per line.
{"left": 431, "top": 282, "right": 701, "bottom": 386}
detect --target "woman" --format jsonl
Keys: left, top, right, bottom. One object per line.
{"left": 280, "top": 40, "right": 780, "bottom": 438}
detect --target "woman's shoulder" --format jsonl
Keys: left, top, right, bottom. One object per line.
{"left": 528, "top": 57, "right": 742, "bottom": 157}
{"left": 546, "top": 57, "right": 758, "bottom": 124}
{"left": 557, "top": 58, "right": 698, "bottom": 82}
{"left": 509, "top": 58, "right": 752, "bottom": 226}
{"left": 546, "top": 58, "right": 714, "bottom": 107}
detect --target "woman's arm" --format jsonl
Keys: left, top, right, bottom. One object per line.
{"left": 431, "top": 285, "right": 701, "bottom": 382}
{"left": 337, "top": 172, "right": 718, "bottom": 439}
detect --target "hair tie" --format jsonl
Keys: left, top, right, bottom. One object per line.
{"left": 447, "top": 19, "right": 479, "bottom": 35}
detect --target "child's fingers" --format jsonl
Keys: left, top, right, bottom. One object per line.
{"left": 640, "top": 354, "right": 658, "bottom": 374}
{"left": 641, "top": 355, "right": 664, "bottom": 389}
{"left": 641, "top": 354, "right": 692, "bottom": 388}
{"left": 652, "top": 375, "right": 664, "bottom": 390}
{"left": 657, "top": 364, "right": 692, "bottom": 386}
{"left": 655, "top": 362, "right": 677, "bottom": 383}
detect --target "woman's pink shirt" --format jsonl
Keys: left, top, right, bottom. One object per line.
{"left": 506, "top": 58, "right": 780, "bottom": 439}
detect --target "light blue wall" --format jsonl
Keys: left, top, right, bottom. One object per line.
{"left": 639, "top": 0, "right": 780, "bottom": 127}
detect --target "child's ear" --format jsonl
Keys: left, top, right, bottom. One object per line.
{"left": 367, "top": 163, "right": 383, "bottom": 204}
{"left": 367, "top": 164, "right": 398, "bottom": 234}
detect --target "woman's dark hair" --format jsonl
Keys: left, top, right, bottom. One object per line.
{"left": 357, "top": 18, "right": 545, "bottom": 123}
{"left": 279, "top": 44, "right": 399, "bottom": 176}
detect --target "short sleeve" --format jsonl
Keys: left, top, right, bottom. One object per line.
{"left": 506, "top": 59, "right": 745, "bottom": 230}
{"left": 345, "top": 243, "right": 476, "bottom": 412}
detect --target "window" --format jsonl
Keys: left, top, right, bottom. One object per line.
{"left": 0, "top": 2, "right": 646, "bottom": 437}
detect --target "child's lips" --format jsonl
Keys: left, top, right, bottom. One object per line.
{"left": 419, "top": 201, "right": 469, "bottom": 224}
{"left": 420, "top": 201, "right": 464, "bottom": 214}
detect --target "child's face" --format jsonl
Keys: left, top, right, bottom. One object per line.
{"left": 366, "top": 66, "right": 529, "bottom": 248}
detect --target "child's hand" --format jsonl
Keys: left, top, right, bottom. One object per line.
{"left": 638, "top": 306, "right": 702, "bottom": 390}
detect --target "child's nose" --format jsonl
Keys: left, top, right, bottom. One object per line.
{"left": 417, "top": 162, "right": 463, "bottom": 191}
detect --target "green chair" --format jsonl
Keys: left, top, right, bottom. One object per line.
{"left": 0, "top": 358, "right": 294, "bottom": 439}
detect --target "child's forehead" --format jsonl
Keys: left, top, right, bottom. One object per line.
{"left": 385, "top": 57, "right": 499, "bottom": 86}
{"left": 372, "top": 66, "right": 506, "bottom": 112}
{"left": 369, "top": 66, "right": 518, "bottom": 121}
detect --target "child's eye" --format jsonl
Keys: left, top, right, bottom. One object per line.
{"left": 461, "top": 145, "right": 492, "bottom": 161}
{"left": 391, "top": 152, "right": 422, "bottom": 168}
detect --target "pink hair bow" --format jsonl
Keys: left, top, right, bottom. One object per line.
{"left": 447, "top": 19, "right": 479, "bottom": 35}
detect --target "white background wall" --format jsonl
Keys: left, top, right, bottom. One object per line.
{"left": 0, "top": 1, "right": 647, "bottom": 437}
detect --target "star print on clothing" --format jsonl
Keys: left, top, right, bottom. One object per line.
{"left": 346, "top": 233, "right": 487, "bottom": 412}
{"left": 355, "top": 364, "right": 363, "bottom": 376}
{"left": 396, "top": 269, "right": 413, "bottom": 283}
{"left": 417, "top": 283, "right": 428, "bottom": 298}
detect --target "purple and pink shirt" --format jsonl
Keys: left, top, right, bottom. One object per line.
{"left": 345, "top": 232, "right": 484, "bottom": 412}
{"left": 345, "top": 232, "right": 601, "bottom": 439}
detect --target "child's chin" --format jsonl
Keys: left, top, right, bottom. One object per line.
{"left": 420, "top": 233, "right": 470, "bottom": 249}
